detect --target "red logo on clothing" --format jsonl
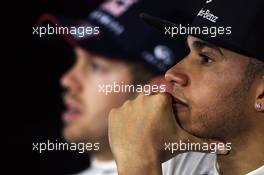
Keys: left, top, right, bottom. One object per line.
{"left": 100, "top": 0, "right": 138, "bottom": 17}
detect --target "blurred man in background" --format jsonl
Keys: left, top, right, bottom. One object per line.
{"left": 39, "top": 0, "right": 202, "bottom": 174}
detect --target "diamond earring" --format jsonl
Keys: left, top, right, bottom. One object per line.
{"left": 255, "top": 102, "right": 262, "bottom": 110}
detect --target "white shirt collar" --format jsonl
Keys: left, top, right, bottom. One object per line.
{"left": 214, "top": 161, "right": 264, "bottom": 175}
{"left": 90, "top": 157, "right": 117, "bottom": 171}
{"left": 77, "top": 158, "right": 117, "bottom": 175}
{"left": 246, "top": 165, "right": 264, "bottom": 175}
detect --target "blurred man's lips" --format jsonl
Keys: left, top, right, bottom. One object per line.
{"left": 63, "top": 108, "right": 81, "bottom": 122}
{"left": 62, "top": 100, "right": 82, "bottom": 122}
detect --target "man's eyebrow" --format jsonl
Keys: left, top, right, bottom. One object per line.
{"left": 192, "top": 40, "right": 224, "bottom": 55}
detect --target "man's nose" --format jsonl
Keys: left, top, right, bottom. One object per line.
{"left": 165, "top": 64, "right": 188, "bottom": 87}
{"left": 60, "top": 66, "right": 82, "bottom": 93}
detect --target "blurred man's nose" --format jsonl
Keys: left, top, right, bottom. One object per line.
{"left": 165, "top": 61, "right": 188, "bottom": 87}
{"left": 60, "top": 66, "right": 82, "bottom": 93}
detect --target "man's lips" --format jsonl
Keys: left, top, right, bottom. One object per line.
{"left": 63, "top": 107, "right": 81, "bottom": 122}
{"left": 171, "top": 96, "right": 188, "bottom": 109}
{"left": 62, "top": 100, "right": 82, "bottom": 122}
{"left": 150, "top": 77, "right": 188, "bottom": 108}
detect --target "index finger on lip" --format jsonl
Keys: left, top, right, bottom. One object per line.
{"left": 149, "top": 76, "right": 173, "bottom": 95}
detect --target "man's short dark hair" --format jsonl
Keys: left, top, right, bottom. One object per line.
{"left": 243, "top": 58, "right": 264, "bottom": 91}
{"left": 126, "top": 60, "right": 160, "bottom": 85}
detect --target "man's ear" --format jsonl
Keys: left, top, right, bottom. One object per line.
{"left": 255, "top": 75, "right": 264, "bottom": 112}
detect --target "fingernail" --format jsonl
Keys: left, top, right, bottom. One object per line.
{"left": 216, "top": 144, "right": 228, "bottom": 154}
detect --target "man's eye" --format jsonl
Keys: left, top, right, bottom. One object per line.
{"left": 199, "top": 54, "right": 214, "bottom": 64}
{"left": 91, "top": 62, "right": 107, "bottom": 72}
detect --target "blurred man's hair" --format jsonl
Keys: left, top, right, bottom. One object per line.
{"left": 126, "top": 60, "right": 160, "bottom": 85}
{"left": 243, "top": 58, "right": 264, "bottom": 91}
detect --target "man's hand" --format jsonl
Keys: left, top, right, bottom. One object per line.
{"left": 108, "top": 93, "right": 227, "bottom": 175}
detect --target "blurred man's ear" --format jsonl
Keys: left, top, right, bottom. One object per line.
{"left": 255, "top": 75, "right": 264, "bottom": 112}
